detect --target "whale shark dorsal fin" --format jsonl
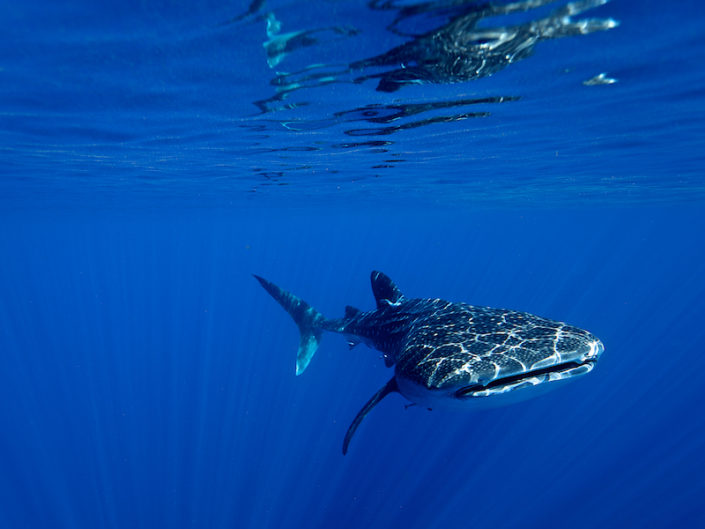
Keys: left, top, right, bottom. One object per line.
{"left": 370, "top": 271, "right": 404, "bottom": 309}
{"left": 342, "top": 377, "right": 398, "bottom": 455}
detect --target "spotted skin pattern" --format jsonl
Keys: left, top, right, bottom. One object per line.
{"left": 333, "top": 297, "right": 598, "bottom": 392}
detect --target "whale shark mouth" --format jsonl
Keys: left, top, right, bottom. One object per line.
{"left": 455, "top": 359, "right": 597, "bottom": 399}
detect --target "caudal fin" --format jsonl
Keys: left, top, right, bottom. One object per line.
{"left": 253, "top": 275, "right": 324, "bottom": 375}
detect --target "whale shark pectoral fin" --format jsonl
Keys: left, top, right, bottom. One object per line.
{"left": 370, "top": 271, "right": 404, "bottom": 309}
{"left": 342, "top": 377, "right": 399, "bottom": 455}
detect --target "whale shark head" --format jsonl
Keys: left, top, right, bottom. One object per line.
{"left": 454, "top": 331, "right": 605, "bottom": 402}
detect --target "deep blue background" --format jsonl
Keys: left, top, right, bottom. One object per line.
{"left": 1, "top": 205, "right": 704, "bottom": 528}
{"left": 1, "top": 0, "right": 705, "bottom": 527}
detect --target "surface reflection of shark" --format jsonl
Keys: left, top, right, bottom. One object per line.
{"left": 256, "top": 271, "right": 604, "bottom": 454}
{"left": 353, "top": 0, "right": 618, "bottom": 91}
{"left": 239, "top": 0, "right": 617, "bottom": 142}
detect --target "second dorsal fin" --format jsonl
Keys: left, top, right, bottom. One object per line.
{"left": 345, "top": 305, "right": 361, "bottom": 318}
{"left": 370, "top": 271, "right": 404, "bottom": 309}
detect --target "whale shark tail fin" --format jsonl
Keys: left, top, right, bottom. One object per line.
{"left": 253, "top": 275, "right": 324, "bottom": 375}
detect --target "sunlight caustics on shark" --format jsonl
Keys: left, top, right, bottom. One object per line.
{"left": 255, "top": 271, "right": 604, "bottom": 454}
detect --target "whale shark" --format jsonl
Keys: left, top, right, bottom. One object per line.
{"left": 255, "top": 271, "right": 604, "bottom": 454}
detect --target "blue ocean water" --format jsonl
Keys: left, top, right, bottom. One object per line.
{"left": 1, "top": 1, "right": 704, "bottom": 528}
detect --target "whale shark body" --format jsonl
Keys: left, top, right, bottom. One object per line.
{"left": 255, "top": 271, "right": 604, "bottom": 454}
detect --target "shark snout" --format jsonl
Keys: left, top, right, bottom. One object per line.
{"left": 555, "top": 330, "right": 604, "bottom": 367}
{"left": 581, "top": 338, "right": 604, "bottom": 362}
